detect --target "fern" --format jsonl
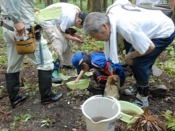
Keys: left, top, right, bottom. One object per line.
{"left": 162, "top": 110, "right": 175, "bottom": 130}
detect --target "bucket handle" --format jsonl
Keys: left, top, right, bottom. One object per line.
{"left": 80, "top": 95, "right": 102, "bottom": 109}
{"left": 106, "top": 96, "right": 122, "bottom": 119}
{"left": 84, "top": 95, "right": 120, "bottom": 106}
{"left": 85, "top": 95, "right": 103, "bottom": 100}
{"left": 88, "top": 95, "right": 119, "bottom": 104}
{"left": 103, "top": 96, "right": 123, "bottom": 119}
{"left": 84, "top": 95, "right": 118, "bottom": 100}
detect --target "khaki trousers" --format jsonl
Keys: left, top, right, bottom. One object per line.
{"left": 41, "top": 21, "right": 72, "bottom": 66}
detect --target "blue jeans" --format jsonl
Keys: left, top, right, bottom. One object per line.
{"left": 124, "top": 31, "right": 175, "bottom": 83}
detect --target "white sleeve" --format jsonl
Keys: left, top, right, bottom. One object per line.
{"left": 59, "top": 16, "right": 73, "bottom": 32}
{"left": 129, "top": 31, "right": 152, "bottom": 54}
{"left": 118, "top": 20, "right": 152, "bottom": 54}
{"left": 6, "top": 0, "right": 21, "bottom": 22}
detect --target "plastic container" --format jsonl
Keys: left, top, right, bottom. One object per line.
{"left": 66, "top": 79, "right": 90, "bottom": 90}
{"left": 119, "top": 100, "right": 144, "bottom": 123}
{"left": 81, "top": 95, "right": 122, "bottom": 131}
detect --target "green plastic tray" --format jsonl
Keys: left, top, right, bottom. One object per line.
{"left": 66, "top": 79, "right": 90, "bottom": 90}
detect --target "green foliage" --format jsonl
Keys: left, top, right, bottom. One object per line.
{"left": 35, "top": 87, "right": 39, "bottom": 92}
{"left": 0, "top": 56, "right": 8, "bottom": 66}
{"left": 11, "top": 114, "right": 32, "bottom": 129}
{"left": 162, "top": 110, "right": 175, "bottom": 130}
{"left": 52, "top": 51, "right": 58, "bottom": 62}
{"left": 161, "top": 61, "right": 175, "bottom": 76}
{"left": 68, "top": 0, "right": 88, "bottom": 11}
{"left": 34, "top": 0, "right": 89, "bottom": 11}
{"left": 29, "top": 90, "right": 36, "bottom": 98}
{"left": 14, "top": 114, "right": 31, "bottom": 122}
{"left": 0, "top": 27, "right": 7, "bottom": 66}
{"left": 166, "top": 41, "right": 175, "bottom": 59}
{"left": 41, "top": 118, "right": 51, "bottom": 127}
{"left": 22, "top": 82, "right": 31, "bottom": 90}
{"left": 34, "top": 0, "right": 45, "bottom": 9}
{"left": 0, "top": 88, "right": 3, "bottom": 95}
{"left": 155, "top": 41, "right": 175, "bottom": 77}
{"left": 52, "top": 88, "right": 57, "bottom": 94}
{"left": 0, "top": 27, "right": 4, "bottom": 40}
{"left": 72, "top": 28, "right": 104, "bottom": 54}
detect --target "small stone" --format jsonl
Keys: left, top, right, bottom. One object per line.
{"left": 72, "top": 128, "right": 77, "bottom": 131}
{"left": 152, "top": 65, "right": 163, "bottom": 77}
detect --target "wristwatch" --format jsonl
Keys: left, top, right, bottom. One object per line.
{"left": 129, "top": 53, "right": 134, "bottom": 60}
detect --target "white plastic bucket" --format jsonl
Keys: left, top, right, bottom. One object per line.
{"left": 81, "top": 95, "right": 121, "bottom": 131}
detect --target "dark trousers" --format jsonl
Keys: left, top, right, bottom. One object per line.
{"left": 123, "top": 31, "right": 175, "bottom": 83}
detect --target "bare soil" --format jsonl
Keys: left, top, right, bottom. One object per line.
{"left": 0, "top": 59, "right": 175, "bottom": 131}
{"left": 0, "top": 35, "right": 175, "bottom": 131}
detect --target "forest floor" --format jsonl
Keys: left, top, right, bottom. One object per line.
{"left": 0, "top": 31, "right": 175, "bottom": 131}
{"left": 0, "top": 56, "right": 175, "bottom": 131}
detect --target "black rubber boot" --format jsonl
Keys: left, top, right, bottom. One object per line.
{"left": 6, "top": 72, "right": 29, "bottom": 108}
{"left": 38, "top": 70, "right": 63, "bottom": 105}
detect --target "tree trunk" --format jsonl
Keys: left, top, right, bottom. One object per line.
{"left": 103, "top": 0, "right": 108, "bottom": 11}
{"left": 87, "top": 0, "right": 91, "bottom": 12}
{"left": 60, "top": 0, "right": 68, "bottom": 2}
{"left": 88, "top": 0, "right": 103, "bottom": 12}
{"left": 80, "top": 0, "right": 83, "bottom": 10}
{"left": 46, "top": 0, "right": 53, "bottom": 6}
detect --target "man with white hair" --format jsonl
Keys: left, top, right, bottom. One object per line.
{"left": 83, "top": 4, "right": 175, "bottom": 107}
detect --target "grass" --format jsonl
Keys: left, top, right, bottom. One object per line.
{"left": 0, "top": 27, "right": 7, "bottom": 67}
{"left": 0, "top": 27, "right": 3, "bottom": 41}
